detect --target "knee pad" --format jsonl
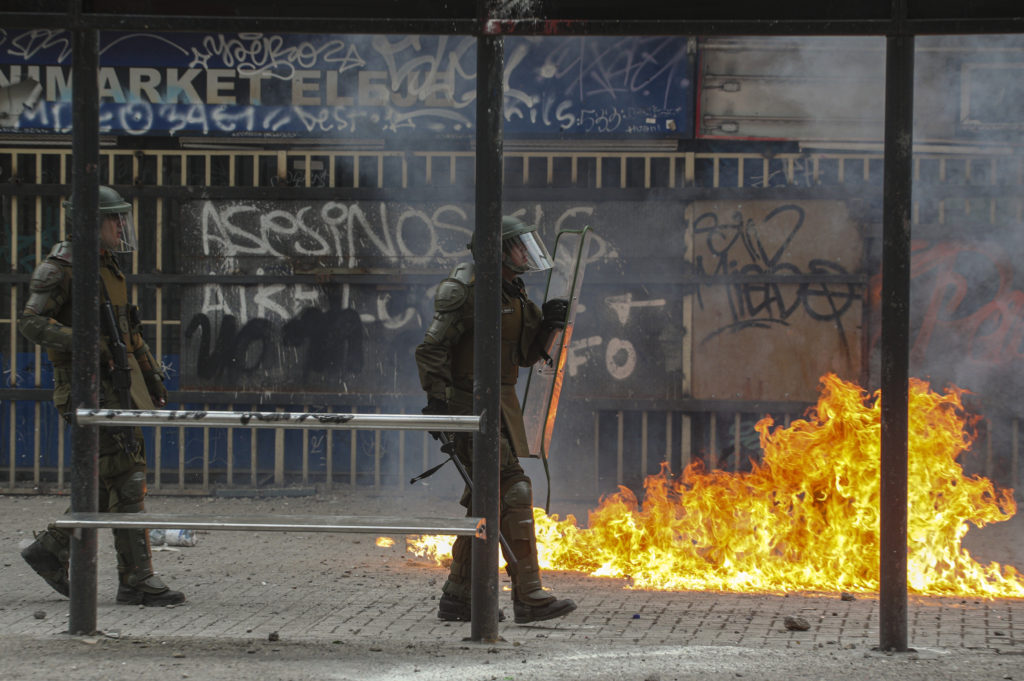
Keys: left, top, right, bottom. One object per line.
{"left": 501, "top": 479, "right": 534, "bottom": 543}
{"left": 115, "top": 471, "right": 147, "bottom": 513}
{"left": 502, "top": 479, "right": 533, "bottom": 511}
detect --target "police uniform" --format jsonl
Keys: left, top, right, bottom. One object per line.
{"left": 19, "top": 240, "right": 184, "bottom": 606}
{"left": 415, "top": 260, "right": 576, "bottom": 623}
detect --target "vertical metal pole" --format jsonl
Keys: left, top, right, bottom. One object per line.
{"left": 470, "top": 12, "right": 503, "bottom": 642}
{"left": 616, "top": 410, "right": 624, "bottom": 484}
{"left": 68, "top": 17, "right": 101, "bottom": 636}
{"left": 1007, "top": 417, "right": 1015, "bottom": 491}
{"left": 879, "top": 13, "right": 914, "bottom": 653}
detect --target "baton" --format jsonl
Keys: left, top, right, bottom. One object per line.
{"left": 415, "top": 431, "right": 519, "bottom": 570}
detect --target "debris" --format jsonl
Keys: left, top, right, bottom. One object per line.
{"left": 840, "top": 592, "right": 856, "bottom": 601}
{"left": 33, "top": 610, "right": 45, "bottom": 620}
{"left": 268, "top": 631, "right": 280, "bottom": 642}
{"left": 164, "top": 529, "right": 198, "bottom": 547}
{"left": 784, "top": 616, "right": 810, "bottom": 631}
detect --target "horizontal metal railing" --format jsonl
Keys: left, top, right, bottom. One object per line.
{"left": 75, "top": 408, "right": 481, "bottom": 432}
{"left": 3, "top": 144, "right": 1023, "bottom": 498}
{"left": 55, "top": 511, "right": 485, "bottom": 537}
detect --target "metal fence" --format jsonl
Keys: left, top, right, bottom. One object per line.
{"left": 2, "top": 143, "right": 1022, "bottom": 498}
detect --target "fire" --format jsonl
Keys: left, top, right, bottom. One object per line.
{"left": 375, "top": 537, "right": 395, "bottom": 548}
{"left": 408, "top": 374, "right": 1024, "bottom": 598}
{"left": 406, "top": 534, "right": 454, "bottom": 566}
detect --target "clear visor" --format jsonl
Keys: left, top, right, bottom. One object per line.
{"left": 101, "top": 210, "right": 138, "bottom": 254}
{"left": 503, "top": 231, "right": 554, "bottom": 274}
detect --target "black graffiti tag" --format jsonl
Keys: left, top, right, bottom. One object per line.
{"left": 281, "top": 304, "right": 365, "bottom": 378}
{"left": 693, "top": 204, "right": 861, "bottom": 346}
{"left": 184, "top": 313, "right": 274, "bottom": 381}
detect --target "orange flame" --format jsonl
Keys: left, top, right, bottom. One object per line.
{"left": 409, "top": 374, "right": 1023, "bottom": 597}
{"left": 406, "top": 534, "right": 454, "bottom": 566}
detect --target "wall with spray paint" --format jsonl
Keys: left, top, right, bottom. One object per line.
{"left": 0, "top": 30, "right": 693, "bottom": 139}
{"left": 690, "top": 200, "right": 865, "bottom": 402}
{"left": 1, "top": 32, "right": 1023, "bottom": 497}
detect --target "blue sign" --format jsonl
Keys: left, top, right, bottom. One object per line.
{"left": 0, "top": 30, "right": 694, "bottom": 139}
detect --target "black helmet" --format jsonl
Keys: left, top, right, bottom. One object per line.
{"left": 62, "top": 186, "right": 137, "bottom": 253}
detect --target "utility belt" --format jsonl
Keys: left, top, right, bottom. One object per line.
{"left": 448, "top": 385, "right": 474, "bottom": 413}
{"left": 447, "top": 385, "right": 512, "bottom": 440}
{"left": 450, "top": 372, "right": 518, "bottom": 403}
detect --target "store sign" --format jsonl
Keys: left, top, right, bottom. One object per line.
{"left": 0, "top": 30, "right": 694, "bottom": 138}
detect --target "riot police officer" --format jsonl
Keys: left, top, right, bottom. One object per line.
{"left": 19, "top": 186, "right": 185, "bottom": 606}
{"left": 415, "top": 215, "right": 576, "bottom": 624}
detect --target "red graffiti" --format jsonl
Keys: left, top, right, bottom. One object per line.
{"left": 870, "top": 240, "right": 1024, "bottom": 366}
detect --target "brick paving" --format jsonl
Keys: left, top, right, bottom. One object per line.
{"left": 2, "top": 492, "right": 1022, "bottom": 680}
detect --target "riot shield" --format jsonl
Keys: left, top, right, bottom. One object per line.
{"left": 521, "top": 227, "right": 593, "bottom": 477}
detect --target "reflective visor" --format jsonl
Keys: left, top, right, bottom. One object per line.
{"left": 103, "top": 210, "right": 138, "bottom": 254}
{"left": 503, "top": 231, "right": 554, "bottom": 273}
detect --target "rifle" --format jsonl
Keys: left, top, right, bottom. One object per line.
{"left": 410, "top": 431, "right": 518, "bottom": 569}
{"left": 101, "top": 299, "right": 137, "bottom": 453}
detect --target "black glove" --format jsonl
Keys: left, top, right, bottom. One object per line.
{"left": 144, "top": 371, "right": 168, "bottom": 407}
{"left": 541, "top": 298, "right": 569, "bottom": 330}
{"left": 422, "top": 398, "right": 448, "bottom": 441}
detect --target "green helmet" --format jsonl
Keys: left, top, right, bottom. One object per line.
{"left": 62, "top": 185, "right": 137, "bottom": 253}
{"left": 500, "top": 216, "right": 553, "bottom": 273}
{"left": 501, "top": 215, "right": 533, "bottom": 240}
{"left": 468, "top": 215, "right": 554, "bottom": 274}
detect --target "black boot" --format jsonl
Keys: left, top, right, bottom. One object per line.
{"left": 513, "top": 596, "right": 577, "bottom": 624}
{"left": 115, "top": 528, "right": 185, "bottom": 606}
{"left": 116, "top": 575, "right": 185, "bottom": 606}
{"left": 21, "top": 533, "right": 70, "bottom": 598}
{"left": 508, "top": 554, "right": 577, "bottom": 624}
{"left": 437, "top": 593, "right": 505, "bottom": 622}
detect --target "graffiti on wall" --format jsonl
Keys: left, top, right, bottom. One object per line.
{"left": 691, "top": 202, "right": 862, "bottom": 345}
{"left": 0, "top": 30, "right": 693, "bottom": 138}
{"left": 867, "top": 237, "right": 1024, "bottom": 400}
{"left": 178, "top": 198, "right": 878, "bottom": 403}
{"left": 179, "top": 199, "right": 689, "bottom": 395}
{"left": 688, "top": 200, "right": 866, "bottom": 402}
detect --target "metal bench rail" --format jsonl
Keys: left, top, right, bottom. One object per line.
{"left": 56, "top": 512, "right": 485, "bottom": 537}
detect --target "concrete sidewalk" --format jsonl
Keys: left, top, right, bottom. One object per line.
{"left": 2, "top": 492, "right": 1022, "bottom": 681}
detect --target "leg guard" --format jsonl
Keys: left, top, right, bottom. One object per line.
{"left": 21, "top": 525, "right": 71, "bottom": 597}
{"left": 501, "top": 478, "right": 552, "bottom": 607}
{"left": 110, "top": 471, "right": 185, "bottom": 606}
{"left": 437, "top": 535, "right": 507, "bottom": 622}
{"left": 441, "top": 535, "right": 473, "bottom": 602}
{"left": 114, "top": 527, "right": 158, "bottom": 588}
{"left": 502, "top": 480, "right": 578, "bottom": 623}
{"left": 112, "top": 470, "right": 153, "bottom": 586}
